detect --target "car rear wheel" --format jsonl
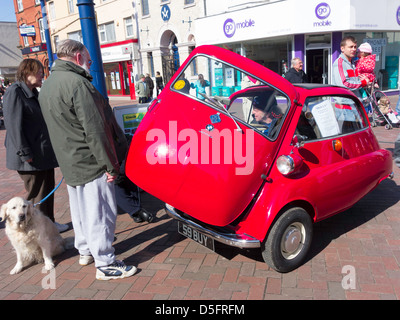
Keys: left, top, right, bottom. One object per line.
{"left": 261, "top": 207, "right": 312, "bottom": 273}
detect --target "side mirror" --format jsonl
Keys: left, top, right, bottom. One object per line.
{"left": 292, "top": 134, "right": 307, "bottom": 148}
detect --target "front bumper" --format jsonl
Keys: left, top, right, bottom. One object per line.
{"left": 165, "top": 204, "right": 261, "bottom": 249}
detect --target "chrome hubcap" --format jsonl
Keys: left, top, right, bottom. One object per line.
{"left": 281, "top": 222, "right": 305, "bottom": 260}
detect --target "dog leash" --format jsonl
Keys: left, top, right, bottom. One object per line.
{"left": 33, "top": 177, "right": 64, "bottom": 207}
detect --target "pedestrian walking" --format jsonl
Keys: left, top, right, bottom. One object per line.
{"left": 284, "top": 58, "right": 309, "bottom": 84}
{"left": 145, "top": 73, "right": 154, "bottom": 101}
{"left": 155, "top": 71, "right": 164, "bottom": 96}
{"left": 135, "top": 74, "right": 149, "bottom": 103}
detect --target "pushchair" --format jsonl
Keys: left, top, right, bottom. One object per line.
{"left": 361, "top": 82, "right": 399, "bottom": 130}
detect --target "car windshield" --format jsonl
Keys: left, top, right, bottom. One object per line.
{"left": 171, "top": 54, "right": 290, "bottom": 140}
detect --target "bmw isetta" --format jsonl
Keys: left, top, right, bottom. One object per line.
{"left": 125, "top": 45, "right": 393, "bottom": 272}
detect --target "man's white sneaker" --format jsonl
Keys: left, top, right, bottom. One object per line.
{"left": 96, "top": 260, "right": 137, "bottom": 280}
{"left": 79, "top": 255, "right": 94, "bottom": 266}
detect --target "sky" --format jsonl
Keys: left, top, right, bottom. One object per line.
{"left": 0, "top": 0, "right": 17, "bottom": 22}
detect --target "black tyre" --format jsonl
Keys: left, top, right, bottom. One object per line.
{"left": 261, "top": 207, "right": 312, "bottom": 273}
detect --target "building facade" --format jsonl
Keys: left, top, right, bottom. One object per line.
{"left": 196, "top": 0, "right": 400, "bottom": 92}
{"left": 0, "top": 22, "right": 23, "bottom": 84}
{"left": 13, "top": 0, "right": 50, "bottom": 76}
{"left": 135, "top": 0, "right": 205, "bottom": 87}
{"left": 45, "top": 0, "right": 140, "bottom": 99}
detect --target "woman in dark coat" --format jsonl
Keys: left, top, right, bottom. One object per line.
{"left": 3, "top": 59, "right": 68, "bottom": 232}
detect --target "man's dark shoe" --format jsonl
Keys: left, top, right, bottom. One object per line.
{"left": 132, "top": 214, "right": 143, "bottom": 223}
{"left": 138, "top": 208, "right": 155, "bottom": 223}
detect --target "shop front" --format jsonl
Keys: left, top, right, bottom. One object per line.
{"left": 100, "top": 39, "right": 139, "bottom": 99}
{"left": 195, "top": 0, "right": 400, "bottom": 91}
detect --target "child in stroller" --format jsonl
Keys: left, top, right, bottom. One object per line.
{"left": 371, "top": 93, "right": 400, "bottom": 129}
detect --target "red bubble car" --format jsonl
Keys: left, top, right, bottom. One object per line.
{"left": 126, "top": 45, "right": 393, "bottom": 272}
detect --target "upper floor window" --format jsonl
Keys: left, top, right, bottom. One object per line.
{"left": 98, "top": 22, "right": 116, "bottom": 43}
{"left": 38, "top": 18, "right": 46, "bottom": 43}
{"left": 23, "top": 36, "right": 29, "bottom": 47}
{"left": 35, "top": 0, "right": 41, "bottom": 6}
{"left": 54, "top": 35, "right": 59, "bottom": 51}
{"left": 124, "top": 17, "right": 134, "bottom": 38}
{"left": 17, "top": 0, "right": 23, "bottom": 12}
{"left": 184, "top": 0, "right": 195, "bottom": 4}
{"left": 68, "top": 30, "right": 83, "bottom": 43}
{"left": 48, "top": 1, "right": 56, "bottom": 19}
{"left": 142, "top": 0, "right": 149, "bottom": 16}
{"left": 68, "top": 0, "right": 75, "bottom": 14}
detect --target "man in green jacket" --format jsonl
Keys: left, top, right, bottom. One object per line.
{"left": 135, "top": 74, "right": 149, "bottom": 103}
{"left": 39, "top": 39, "right": 136, "bottom": 280}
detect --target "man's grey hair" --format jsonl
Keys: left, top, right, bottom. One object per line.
{"left": 56, "top": 39, "right": 87, "bottom": 58}
{"left": 291, "top": 57, "right": 302, "bottom": 67}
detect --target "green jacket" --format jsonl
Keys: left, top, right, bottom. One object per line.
{"left": 39, "top": 59, "right": 128, "bottom": 186}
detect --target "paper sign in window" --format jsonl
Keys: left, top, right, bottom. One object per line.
{"left": 311, "top": 100, "right": 340, "bottom": 137}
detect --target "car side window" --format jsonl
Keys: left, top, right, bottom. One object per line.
{"left": 296, "top": 96, "right": 368, "bottom": 141}
{"left": 229, "top": 87, "right": 289, "bottom": 140}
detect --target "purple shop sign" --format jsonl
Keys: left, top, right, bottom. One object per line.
{"left": 223, "top": 18, "right": 256, "bottom": 38}
{"left": 223, "top": 19, "right": 236, "bottom": 38}
{"left": 397, "top": 6, "right": 400, "bottom": 25}
{"left": 315, "top": 3, "right": 331, "bottom": 20}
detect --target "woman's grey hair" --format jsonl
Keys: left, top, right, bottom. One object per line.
{"left": 56, "top": 39, "right": 86, "bottom": 58}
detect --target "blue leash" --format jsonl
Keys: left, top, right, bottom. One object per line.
{"left": 33, "top": 177, "right": 64, "bottom": 207}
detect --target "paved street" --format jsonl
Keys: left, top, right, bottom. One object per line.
{"left": 0, "top": 97, "right": 400, "bottom": 301}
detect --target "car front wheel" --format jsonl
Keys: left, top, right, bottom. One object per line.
{"left": 261, "top": 207, "right": 312, "bottom": 273}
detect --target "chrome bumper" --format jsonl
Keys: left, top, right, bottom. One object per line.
{"left": 165, "top": 204, "right": 260, "bottom": 249}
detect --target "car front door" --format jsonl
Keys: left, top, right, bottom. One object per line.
{"left": 126, "top": 45, "right": 298, "bottom": 226}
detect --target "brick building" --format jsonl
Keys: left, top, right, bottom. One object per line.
{"left": 13, "top": 0, "right": 52, "bottom": 76}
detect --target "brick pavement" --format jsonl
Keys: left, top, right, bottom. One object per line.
{"left": 1, "top": 98, "right": 400, "bottom": 301}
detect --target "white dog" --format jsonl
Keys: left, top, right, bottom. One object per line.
{"left": 0, "top": 197, "right": 73, "bottom": 274}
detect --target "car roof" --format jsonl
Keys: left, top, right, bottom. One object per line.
{"left": 293, "top": 83, "right": 343, "bottom": 90}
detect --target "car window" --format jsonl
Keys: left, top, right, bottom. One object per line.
{"left": 296, "top": 96, "right": 368, "bottom": 141}
{"left": 172, "top": 55, "right": 265, "bottom": 102}
{"left": 229, "top": 88, "right": 289, "bottom": 140}
{"left": 171, "top": 55, "right": 289, "bottom": 140}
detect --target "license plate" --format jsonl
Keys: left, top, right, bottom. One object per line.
{"left": 178, "top": 222, "right": 215, "bottom": 251}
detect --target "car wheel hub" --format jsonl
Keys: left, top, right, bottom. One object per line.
{"left": 281, "top": 223, "right": 304, "bottom": 259}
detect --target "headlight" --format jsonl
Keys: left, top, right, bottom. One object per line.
{"left": 276, "top": 155, "right": 295, "bottom": 175}
{"left": 276, "top": 154, "right": 303, "bottom": 175}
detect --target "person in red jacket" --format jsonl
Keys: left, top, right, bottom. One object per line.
{"left": 356, "top": 42, "right": 377, "bottom": 86}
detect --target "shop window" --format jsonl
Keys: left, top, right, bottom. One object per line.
{"left": 238, "top": 36, "right": 292, "bottom": 75}
{"left": 345, "top": 32, "right": 400, "bottom": 90}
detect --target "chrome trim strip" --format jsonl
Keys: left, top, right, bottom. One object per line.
{"left": 165, "top": 204, "right": 260, "bottom": 249}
